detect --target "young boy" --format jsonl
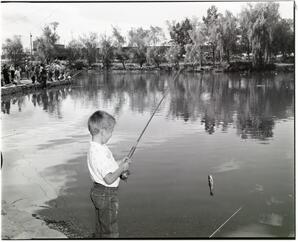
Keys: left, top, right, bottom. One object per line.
{"left": 87, "top": 110, "right": 130, "bottom": 238}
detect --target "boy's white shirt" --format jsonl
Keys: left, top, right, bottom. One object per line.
{"left": 87, "top": 141, "right": 120, "bottom": 187}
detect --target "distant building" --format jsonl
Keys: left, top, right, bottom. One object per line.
{"left": 54, "top": 44, "right": 67, "bottom": 59}
{"left": 54, "top": 44, "right": 65, "bottom": 50}
{"left": 32, "top": 41, "right": 67, "bottom": 59}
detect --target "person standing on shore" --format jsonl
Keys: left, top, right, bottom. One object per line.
{"left": 48, "top": 66, "right": 53, "bottom": 82}
{"left": 14, "top": 67, "right": 21, "bottom": 85}
{"left": 40, "top": 65, "right": 47, "bottom": 88}
{"left": 9, "top": 64, "right": 15, "bottom": 83}
{"left": 2, "top": 64, "right": 10, "bottom": 85}
{"left": 54, "top": 65, "right": 60, "bottom": 81}
{"left": 35, "top": 65, "right": 40, "bottom": 83}
{"left": 31, "top": 65, "right": 36, "bottom": 84}
{"left": 87, "top": 110, "right": 131, "bottom": 238}
{"left": 25, "top": 63, "right": 30, "bottom": 79}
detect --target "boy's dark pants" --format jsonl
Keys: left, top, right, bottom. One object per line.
{"left": 90, "top": 182, "right": 119, "bottom": 238}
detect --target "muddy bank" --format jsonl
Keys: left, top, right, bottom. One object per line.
{"left": 35, "top": 155, "right": 95, "bottom": 239}
{"left": 35, "top": 199, "right": 93, "bottom": 239}
{"left": 1, "top": 200, "right": 66, "bottom": 239}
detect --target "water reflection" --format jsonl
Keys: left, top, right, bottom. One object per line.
{"left": 259, "top": 213, "right": 283, "bottom": 227}
{"left": 1, "top": 100, "right": 11, "bottom": 114}
{"left": 2, "top": 72, "right": 294, "bottom": 141}
{"left": 2, "top": 87, "right": 69, "bottom": 119}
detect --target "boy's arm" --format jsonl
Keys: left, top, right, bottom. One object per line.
{"left": 104, "top": 158, "right": 130, "bottom": 185}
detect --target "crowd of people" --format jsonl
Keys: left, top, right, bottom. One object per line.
{"left": 1, "top": 60, "right": 71, "bottom": 87}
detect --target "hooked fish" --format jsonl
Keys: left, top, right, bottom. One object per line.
{"left": 208, "top": 174, "right": 214, "bottom": 196}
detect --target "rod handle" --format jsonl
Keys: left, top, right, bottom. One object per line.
{"left": 119, "top": 145, "right": 136, "bottom": 181}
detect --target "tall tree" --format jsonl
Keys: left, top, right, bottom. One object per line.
{"left": 128, "top": 27, "right": 150, "bottom": 67}
{"left": 99, "top": 34, "right": 114, "bottom": 70}
{"left": 80, "top": 32, "right": 99, "bottom": 66}
{"left": 248, "top": 3, "right": 280, "bottom": 67}
{"left": 203, "top": 6, "right": 220, "bottom": 65}
{"left": 112, "top": 26, "right": 128, "bottom": 69}
{"left": 35, "top": 22, "right": 60, "bottom": 63}
{"left": 148, "top": 26, "right": 165, "bottom": 46}
{"left": 165, "top": 44, "right": 181, "bottom": 69}
{"left": 239, "top": 5, "right": 253, "bottom": 60}
{"left": 168, "top": 18, "right": 193, "bottom": 57}
{"left": 272, "top": 18, "right": 294, "bottom": 58}
{"left": 146, "top": 26, "right": 166, "bottom": 68}
{"left": 218, "top": 11, "right": 238, "bottom": 63}
{"left": 184, "top": 22, "right": 206, "bottom": 67}
{"left": 66, "top": 39, "right": 83, "bottom": 64}
{"left": 2, "top": 35, "right": 24, "bottom": 65}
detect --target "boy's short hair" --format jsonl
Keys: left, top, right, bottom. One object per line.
{"left": 88, "top": 110, "right": 116, "bottom": 136}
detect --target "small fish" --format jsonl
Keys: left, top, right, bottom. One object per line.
{"left": 208, "top": 174, "right": 214, "bottom": 196}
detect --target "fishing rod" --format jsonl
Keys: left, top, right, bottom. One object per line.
{"left": 209, "top": 206, "right": 243, "bottom": 238}
{"left": 120, "top": 68, "right": 183, "bottom": 180}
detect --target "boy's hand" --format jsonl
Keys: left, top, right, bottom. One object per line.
{"left": 122, "top": 162, "right": 129, "bottom": 172}
{"left": 120, "top": 157, "right": 131, "bottom": 171}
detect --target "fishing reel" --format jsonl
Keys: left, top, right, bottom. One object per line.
{"left": 120, "top": 170, "right": 130, "bottom": 180}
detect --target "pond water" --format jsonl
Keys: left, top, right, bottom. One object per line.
{"left": 2, "top": 71, "right": 294, "bottom": 238}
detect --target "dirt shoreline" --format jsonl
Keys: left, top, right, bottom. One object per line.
{"left": 1, "top": 200, "right": 67, "bottom": 239}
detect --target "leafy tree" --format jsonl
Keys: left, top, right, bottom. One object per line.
{"left": 239, "top": 5, "right": 253, "bottom": 60}
{"left": 248, "top": 3, "right": 280, "bottom": 67}
{"left": 146, "top": 26, "right": 166, "bottom": 68}
{"left": 184, "top": 23, "right": 206, "bottom": 67}
{"left": 218, "top": 11, "right": 238, "bottom": 63}
{"left": 272, "top": 18, "right": 294, "bottom": 58}
{"left": 2, "top": 35, "right": 24, "bottom": 65}
{"left": 168, "top": 18, "right": 193, "bottom": 57}
{"left": 35, "top": 22, "right": 60, "bottom": 63}
{"left": 128, "top": 27, "right": 150, "bottom": 67}
{"left": 66, "top": 39, "right": 83, "bottom": 64}
{"left": 165, "top": 44, "right": 181, "bottom": 68}
{"left": 148, "top": 26, "right": 165, "bottom": 45}
{"left": 112, "top": 26, "right": 129, "bottom": 69}
{"left": 99, "top": 34, "right": 114, "bottom": 70}
{"left": 203, "top": 5, "right": 219, "bottom": 25}
{"left": 146, "top": 47, "right": 165, "bottom": 68}
{"left": 203, "top": 6, "right": 220, "bottom": 65}
{"left": 80, "top": 32, "right": 99, "bottom": 66}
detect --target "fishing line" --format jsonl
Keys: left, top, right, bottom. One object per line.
{"left": 209, "top": 206, "right": 243, "bottom": 238}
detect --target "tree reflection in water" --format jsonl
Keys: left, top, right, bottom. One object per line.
{"left": 2, "top": 87, "right": 69, "bottom": 119}
{"left": 3, "top": 72, "right": 294, "bottom": 141}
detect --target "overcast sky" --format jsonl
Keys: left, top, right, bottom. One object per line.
{"left": 1, "top": 1, "right": 294, "bottom": 49}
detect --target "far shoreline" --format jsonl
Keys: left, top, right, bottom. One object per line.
{"left": 87, "top": 61, "right": 294, "bottom": 74}
{"left": 1, "top": 62, "right": 294, "bottom": 98}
